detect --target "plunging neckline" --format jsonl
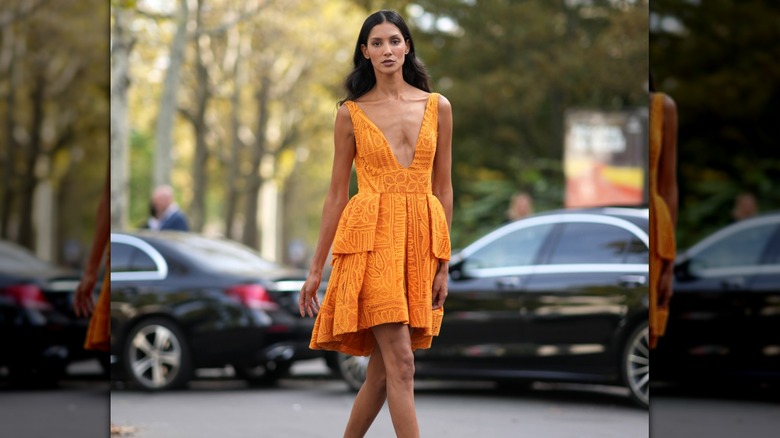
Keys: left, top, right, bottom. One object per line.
{"left": 353, "top": 94, "right": 434, "bottom": 170}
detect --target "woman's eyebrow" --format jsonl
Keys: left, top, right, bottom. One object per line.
{"left": 369, "top": 34, "right": 402, "bottom": 41}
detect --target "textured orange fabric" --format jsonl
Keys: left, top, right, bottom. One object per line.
{"left": 649, "top": 93, "right": 676, "bottom": 348}
{"left": 84, "top": 245, "right": 110, "bottom": 352}
{"left": 310, "top": 93, "right": 451, "bottom": 356}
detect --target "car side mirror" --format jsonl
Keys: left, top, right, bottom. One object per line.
{"left": 449, "top": 258, "right": 469, "bottom": 281}
{"left": 674, "top": 258, "right": 697, "bottom": 281}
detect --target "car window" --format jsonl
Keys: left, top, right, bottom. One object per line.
{"left": 166, "top": 235, "right": 279, "bottom": 273}
{"left": 548, "top": 222, "right": 635, "bottom": 264}
{"left": 0, "top": 242, "right": 54, "bottom": 272}
{"left": 690, "top": 223, "right": 778, "bottom": 272}
{"left": 624, "top": 237, "right": 649, "bottom": 264}
{"left": 111, "top": 242, "right": 158, "bottom": 273}
{"left": 464, "top": 223, "right": 554, "bottom": 270}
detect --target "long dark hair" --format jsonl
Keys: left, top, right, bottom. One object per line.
{"left": 338, "top": 10, "right": 430, "bottom": 105}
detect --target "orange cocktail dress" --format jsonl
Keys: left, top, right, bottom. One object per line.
{"left": 649, "top": 92, "right": 676, "bottom": 348}
{"left": 310, "top": 93, "right": 451, "bottom": 356}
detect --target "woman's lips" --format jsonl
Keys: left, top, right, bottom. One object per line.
{"left": 382, "top": 60, "right": 395, "bottom": 66}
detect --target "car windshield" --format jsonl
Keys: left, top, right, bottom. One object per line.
{"left": 0, "top": 241, "right": 56, "bottom": 273}
{"left": 163, "top": 235, "right": 281, "bottom": 273}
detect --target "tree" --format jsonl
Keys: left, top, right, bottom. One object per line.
{"left": 111, "top": 1, "right": 136, "bottom": 231}
{"left": 0, "top": 0, "right": 109, "bottom": 262}
{"left": 651, "top": 0, "right": 780, "bottom": 247}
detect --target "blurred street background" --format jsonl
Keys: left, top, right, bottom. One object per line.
{"left": 2, "top": 0, "right": 780, "bottom": 437}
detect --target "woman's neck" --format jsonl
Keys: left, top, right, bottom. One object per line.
{"left": 371, "top": 72, "right": 409, "bottom": 100}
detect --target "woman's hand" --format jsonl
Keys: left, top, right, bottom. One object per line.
{"left": 299, "top": 271, "right": 322, "bottom": 317}
{"left": 432, "top": 263, "right": 448, "bottom": 310}
{"left": 73, "top": 273, "right": 97, "bottom": 318}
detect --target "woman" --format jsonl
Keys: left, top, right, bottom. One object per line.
{"left": 298, "top": 10, "right": 452, "bottom": 438}
{"left": 648, "top": 74, "right": 678, "bottom": 349}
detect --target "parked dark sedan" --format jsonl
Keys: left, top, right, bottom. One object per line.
{"left": 653, "top": 212, "right": 780, "bottom": 386}
{"left": 329, "top": 207, "right": 650, "bottom": 407}
{"left": 110, "top": 231, "right": 321, "bottom": 390}
{"left": 0, "top": 240, "right": 103, "bottom": 384}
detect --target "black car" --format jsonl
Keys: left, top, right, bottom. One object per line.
{"left": 110, "top": 231, "right": 321, "bottom": 390}
{"left": 653, "top": 212, "right": 780, "bottom": 386}
{"left": 329, "top": 207, "right": 650, "bottom": 407}
{"left": 0, "top": 240, "right": 103, "bottom": 384}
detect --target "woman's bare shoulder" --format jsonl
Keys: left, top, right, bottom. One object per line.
{"left": 435, "top": 93, "right": 451, "bottom": 110}
{"left": 335, "top": 103, "right": 354, "bottom": 129}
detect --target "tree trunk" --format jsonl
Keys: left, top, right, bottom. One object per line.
{"left": 18, "top": 72, "right": 46, "bottom": 250}
{"left": 153, "top": 0, "right": 191, "bottom": 187}
{"left": 224, "top": 83, "right": 241, "bottom": 240}
{"left": 189, "top": 0, "right": 209, "bottom": 232}
{"left": 110, "top": 5, "right": 133, "bottom": 230}
{"left": 223, "top": 23, "right": 246, "bottom": 241}
{"left": 242, "top": 74, "right": 270, "bottom": 249}
{"left": 0, "top": 23, "right": 19, "bottom": 239}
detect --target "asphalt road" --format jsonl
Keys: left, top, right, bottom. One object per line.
{"left": 0, "top": 360, "right": 110, "bottom": 438}
{"left": 5, "top": 359, "right": 778, "bottom": 438}
{"left": 110, "top": 359, "right": 647, "bottom": 438}
{"left": 650, "top": 383, "right": 780, "bottom": 438}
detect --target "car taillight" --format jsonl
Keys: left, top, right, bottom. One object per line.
{"left": 1, "top": 284, "right": 53, "bottom": 311}
{"left": 226, "top": 284, "right": 279, "bottom": 311}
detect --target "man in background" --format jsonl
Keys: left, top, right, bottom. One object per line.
{"left": 148, "top": 185, "right": 189, "bottom": 231}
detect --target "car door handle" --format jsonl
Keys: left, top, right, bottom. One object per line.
{"left": 619, "top": 275, "right": 646, "bottom": 288}
{"left": 496, "top": 277, "right": 521, "bottom": 289}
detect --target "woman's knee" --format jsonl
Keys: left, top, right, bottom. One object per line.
{"left": 388, "top": 350, "right": 415, "bottom": 383}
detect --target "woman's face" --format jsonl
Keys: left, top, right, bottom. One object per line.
{"left": 361, "top": 22, "right": 409, "bottom": 74}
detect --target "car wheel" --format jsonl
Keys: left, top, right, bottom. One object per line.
{"left": 123, "top": 318, "right": 191, "bottom": 391}
{"left": 621, "top": 321, "right": 650, "bottom": 408}
{"left": 336, "top": 353, "right": 369, "bottom": 392}
{"left": 233, "top": 361, "right": 291, "bottom": 386}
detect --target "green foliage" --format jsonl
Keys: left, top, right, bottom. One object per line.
{"left": 408, "top": 0, "right": 648, "bottom": 247}
{"left": 128, "top": 130, "right": 155, "bottom": 229}
{"left": 651, "top": 0, "right": 780, "bottom": 248}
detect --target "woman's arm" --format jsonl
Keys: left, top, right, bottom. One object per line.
{"left": 431, "top": 94, "right": 453, "bottom": 310}
{"left": 659, "top": 94, "right": 678, "bottom": 226}
{"left": 658, "top": 94, "right": 678, "bottom": 309}
{"left": 73, "top": 163, "right": 110, "bottom": 318}
{"left": 299, "top": 104, "right": 356, "bottom": 317}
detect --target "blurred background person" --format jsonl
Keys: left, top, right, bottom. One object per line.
{"left": 505, "top": 191, "right": 534, "bottom": 222}
{"left": 148, "top": 185, "right": 189, "bottom": 231}
{"left": 731, "top": 191, "right": 758, "bottom": 222}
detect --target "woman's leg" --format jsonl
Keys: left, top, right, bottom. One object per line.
{"left": 370, "top": 323, "right": 419, "bottom": 438}
{"left": 343, "top": 345, "right": 387, "bottom": 437}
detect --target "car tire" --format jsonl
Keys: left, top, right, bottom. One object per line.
{"left": 621, "top": 321, "right": 650, "bottom": 408}
{"left": 324, "top": 352, "right": 341, "bottom": 376}
{"left": 336, "top": 353, "right": 369, "bottom": 392}
{"left": 6, "top": 361, "right": 66, "bottom": 388}
{"left": 122, "top": 317, "right": 192, "bottom": 391}
{"left": 233, "top": 361, "right": 291, "bottom": 386}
